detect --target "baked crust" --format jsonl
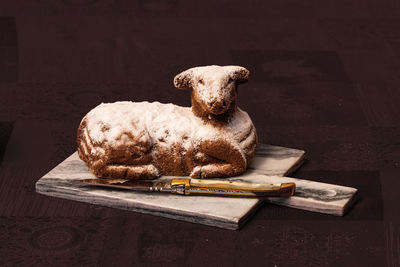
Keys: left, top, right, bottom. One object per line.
{"left": 77, "top": 65, "right": 257, "bottom": 179}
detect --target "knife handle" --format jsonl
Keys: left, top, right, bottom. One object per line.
{"left": 170, "top": 178, "right": 295, "bottom": 197}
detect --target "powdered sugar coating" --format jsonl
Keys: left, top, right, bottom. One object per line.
{"left": 191, "top": 66, "right": 232, "bottom": 102}
{"left": 77, "top": 65, "right": 257, "bottom": 179}
{"left": 174, "top": 65, "right": 249, "bottom": 116}
{"left": 85, "top": 101, "right": 252, "bottom": 159}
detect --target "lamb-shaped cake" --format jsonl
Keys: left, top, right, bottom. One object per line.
{"left": 77, "top": 65, "right": 257, "bottom": 179}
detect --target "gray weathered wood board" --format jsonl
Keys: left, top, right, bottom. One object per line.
{"left": 36, "top": 144, "right": 357, "bottom": 230}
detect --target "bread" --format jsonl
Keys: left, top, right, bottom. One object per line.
{"left": 77, "top": 65, "right": 257, "bottom": 179}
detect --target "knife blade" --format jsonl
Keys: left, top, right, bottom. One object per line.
{"left": 77, "top": 178, "right": 295, "bottom": 197}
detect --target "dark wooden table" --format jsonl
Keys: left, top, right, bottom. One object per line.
{"left": 0, "top": 1, "right": 399, "bottom": 266}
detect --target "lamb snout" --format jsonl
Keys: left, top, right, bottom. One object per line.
{"left": 207, "top": 99, "right": 228, "bottom": 114}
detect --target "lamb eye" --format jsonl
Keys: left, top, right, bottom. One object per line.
{"left": 198, "top": 79, "right": 204, "bottom": 85}
{"left": 228, "top": 77, "right": 234, "bottom": 83}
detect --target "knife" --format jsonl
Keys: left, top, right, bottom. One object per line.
{"left": 77, "top": 178, "right": 295, "bottom": 197}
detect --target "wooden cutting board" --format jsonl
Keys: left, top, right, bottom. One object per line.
{"left": 35, "top": 144, "right": 357, "bottom": 230}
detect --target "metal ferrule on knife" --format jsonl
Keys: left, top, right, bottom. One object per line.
{"left": 78, "top": 178, "right": 296, "bottom": 198}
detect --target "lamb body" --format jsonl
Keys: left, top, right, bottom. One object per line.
{"left": 77, "top": 65, "right": 257, "bottom": 179}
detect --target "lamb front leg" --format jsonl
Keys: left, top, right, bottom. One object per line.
{"left": 190, "top": 140, "right": 247, "bottom": 178}
{"left": 96, "top": 164, "right": 160, "bottom": 179}
{"left": 190, "top": 163, "right": 243, "bottom": 178}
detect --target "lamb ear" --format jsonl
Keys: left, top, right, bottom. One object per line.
{"left": 173, "top": 69, "right": 194, "bottom": 90}
{"left": 227, "top": 66, "right": 250, "bottom": 84}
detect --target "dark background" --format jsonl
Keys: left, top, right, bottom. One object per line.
{"left": 0, "top": 0, "right": 399, "bottom": 266}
